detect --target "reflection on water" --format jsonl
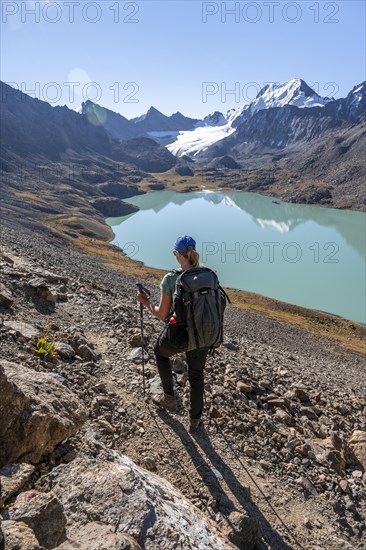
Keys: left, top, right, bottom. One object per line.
{"left": 106, "top": 190, "right": 366, "bottom": 324}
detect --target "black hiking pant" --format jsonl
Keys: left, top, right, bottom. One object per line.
{"left": 154, "top": 327, "right": 208, "bottom": 420}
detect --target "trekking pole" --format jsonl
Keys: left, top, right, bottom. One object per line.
{"left": 136, "top": 283, "right": 150, "bottom": 398}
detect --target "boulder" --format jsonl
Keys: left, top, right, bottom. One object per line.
{"left": 292, "top": 385, "right": 310, "bottom": 402}
{"left": 128, "top": 348, "right": 148, "bottom": 362}
{"left": 38, "top": 451, "right": 235, "bottom": 549}
{"left": 34, "top": 271, "right": 69, "bottom": 285}
{"left": 0, "top": 361, "right": 88, "bottom": 467}
{"left": 226, "top": 510, "right": 259, "bottom": 550}
{"left": 2, "top": 520, "right": 42, "bottom": 550}
{"left": 3, "top": 321, "right": 40, "bottom": 341}
{"left": 9, "top": 490, "right": 66, "bottom": 548}
{"left": 129, "top": 330, "right": 144, "bottom": 347}
{"left": 55, "top": 522, "right": 141, "bottom": 550}
{"left": 348, "top": 430, "right": 366, "bottom": 470}
{"left": 0, "top": 285, "right": 14, "bottom": 308}
{"left": 0, "top": 463, "right": 35, "bottom": 507}
{"left": 303, "top": 437, "right": 347, "bottom": 474}
{"left": 27, "top": 279, "right": 57, "bottom": 303}
{"left": 236, "top": 382, "right": 252, "bottom": 394}
{"left": 76, "top": 345, "right": 97, "bottom": 362}
{"left": 55, "top": 343, "right": 76, "bottom": 360}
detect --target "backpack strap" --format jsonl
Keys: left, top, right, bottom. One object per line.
{"left": 219, "top": 285, "right": 231, "bottom": 304}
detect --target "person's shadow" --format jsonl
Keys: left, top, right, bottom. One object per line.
{"left": 157, "top": 410, "right": 298, "bottom": 550}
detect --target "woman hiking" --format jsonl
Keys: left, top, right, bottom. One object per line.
{"left": 136, "top": 235, "right": 208, "bottom": 432}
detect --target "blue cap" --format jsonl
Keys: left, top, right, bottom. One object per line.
{"left": 173, "top": 235, "right": 196, "bottom": 253}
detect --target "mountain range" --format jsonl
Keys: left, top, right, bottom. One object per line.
{"left": 75, "top": 78, "right": 365, "bottom": 160}
{"left": 1, "top": 77, "right": 365, "bottom": 212}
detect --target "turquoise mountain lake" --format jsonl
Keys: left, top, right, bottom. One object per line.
{"left": 105, "top": 190, "right": 366, "bottom": 324}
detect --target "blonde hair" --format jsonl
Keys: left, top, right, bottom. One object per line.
{"left": 180, "top": 245, "right": 200, "bottom": 267}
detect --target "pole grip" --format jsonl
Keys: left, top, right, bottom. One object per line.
{"left": 136, "top": 282, "right": 151, "bottom": 296}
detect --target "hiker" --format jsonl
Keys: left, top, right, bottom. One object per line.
{"left": 136, "top": 235, "right": 208, "bottom": 431}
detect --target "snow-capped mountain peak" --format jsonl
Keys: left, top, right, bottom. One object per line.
{"left": 197, "top": 111, "right": 227, "bottom": 127}
{"left": 229, "top": 78, "right": 332, "bottom": 125}
{"left": 350, "top": 81, "right": 366, "bottom": 96}
{"left": 167, "top": 78, "right": 337, "bottom": 157}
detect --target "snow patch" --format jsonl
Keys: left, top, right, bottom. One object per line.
{"left": 167, "top": 78, "right": 332, "bottom": 158}
{"left": 167, "top": 124, "right": 236, "bottom": 157}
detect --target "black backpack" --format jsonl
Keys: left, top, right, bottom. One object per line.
{"left": 172, "top": 267, "right": 230, "bottom": 352}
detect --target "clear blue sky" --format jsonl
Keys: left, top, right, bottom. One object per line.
{"left": 1, "top": 0, "right": 365, "bottom": 118}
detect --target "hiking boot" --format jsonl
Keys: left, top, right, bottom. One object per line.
{"left": 152, "top": 393, "right": 176, "bottom": 411}
{"left": 189, "top": 417, "right": 202, "bottom": 432}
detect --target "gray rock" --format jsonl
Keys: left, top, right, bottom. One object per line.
{"left": 2, "top": 520, "right": 42, "bottom": 550}
{"left": 3, "top": 321, "right": 40, "bottom": 341}
{"left": 0, "top": 463, "right": 35, "bottom": 507}
{"left": 227, "top": 510, "right": 259, "bottom": 550}
{"left": 27, "top": 279, "right": 57, "bottom": 303}
{"left": 129, "top": 330, "right": 144, "bottom": 347}
{"left": 36, "top": 271, "right": 69, "bottom": 285}
{"left": 38, "top": 451, "right": 233, "bottom": 549}
{"left": 55, "top": 343, "right": 76, "bottom": 359}
{"left": 0, "top": 285, "right": 14, "bottom": 308}
{"left": 76, "top": 345, "right": 97, "bottom": 362}
{"left": 171, "top": 356, "right": 187, "bottom": 374}
{"left": 274, "top": 408, "right": 293, "bottom": 426}
{"left": 348, "top": 430, "right": 366, "bottom": 470}
{"left": 292, "top": 385, "right": 310, "bottom": 402}
{"left": 9, "top": 490, "right": 66, "bottom": 548}
{"left": 54, "top": 522, "right": 141, "bottom": 549}
{"left": 128, "top": 348, "right": 148, "bottom": 362}
{"left": 0, "top": 361, "right": 88, "bottom": 467}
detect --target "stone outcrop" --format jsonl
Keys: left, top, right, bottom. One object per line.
{"left": 0, "top": 361, "right": 88, "bottom": 467}
{"left": 55, "top": 522, "right": 142, "bottom": 550}
{"left": 2, "top": 520, "right": 42, "bottom": 550}
{"left": 0, "top": 285, "right": 14, "bottom": 309}
{"left": 38, "top": 451, "right": 235, "bottom": 550}
{"left": 91, "top": 197, "right": 138, "bottom": 217}
{"left": 3, "top": 321, "right": 40, "bottom": 341}
{"left": 0, "top": 464, "right": 35, "bottom": 507}
{"left": 8, "top": 491, "right": 66, "bottom": 549}
{"left": 348, "top": 431, "right": 366, "bottom": 471}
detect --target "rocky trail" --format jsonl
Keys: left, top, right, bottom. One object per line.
{"left": 0, "top": 221, "right": 365, "bottom": 550}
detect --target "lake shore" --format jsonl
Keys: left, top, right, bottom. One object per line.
{"left": 46, "top": 209, "right": 366, "bottom": 356}
{"left": 105, "top": 189, "right": 366, "bottom": 339}
{"left": 2, "top": 168, "right": 364, "bottom": 353}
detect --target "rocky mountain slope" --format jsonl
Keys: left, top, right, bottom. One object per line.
{"left": 201, "top": 83, "right": 365, "bottom": 160}
{"left": 78, "top": 100, "right": 142, "bottom": 141}
{"left": 132, "top": 106, "right": 199, "bottom": 134}
{"left": 166, "top": 80, "right": 364, "bottom": 158}
{"left": 2, "top": 79, "right": 365, "bottom": 211}
{"left": 0, "top": 82, "right": 178, "bottom": 173}
{"left": 77, "top": 102, "right": 199, "bottom": 145}
{"left": 0, "top": 214, "right": 365, "bottom": 549}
